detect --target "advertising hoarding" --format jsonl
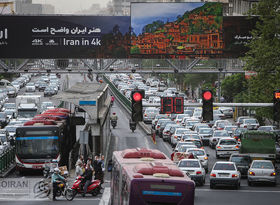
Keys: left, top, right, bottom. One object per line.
{"left": 0, "top": 16, "right": 130, "bottom": 58}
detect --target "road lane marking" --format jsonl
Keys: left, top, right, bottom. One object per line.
{"left": 197, "top": 189, "right": 280, "bottom": 193}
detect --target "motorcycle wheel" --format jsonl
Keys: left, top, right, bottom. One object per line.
{"left": 132, "top": 129, "right": 135, "bottom": 133}
{"left": 65, "top": 189, "right": 76, "bottom": 201}
{"left": 91, "top": 188, "right": 99, "bottom": 196}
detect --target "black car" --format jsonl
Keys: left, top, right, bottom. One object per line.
{"left": 0, "top": 112, "right": 9, "bottom": 128}
{"left": 229, "top": 154, "right": 252, "bottom": 177}
{"left": 38, "top": 82, "right": 48, "bottom": 92}
{"left": 44, "top": 87, "right": 56, "bottom": 97}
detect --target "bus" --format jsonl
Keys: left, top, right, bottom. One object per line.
{"left": 15, "top": 109, "right": 73, "bottom": 172}
{"left": 110, "top": 148, "right": 195, "bottom": 205}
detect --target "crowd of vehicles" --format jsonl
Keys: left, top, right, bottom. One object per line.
{"left": 107, "top": 73, "right": 280, "bottom": 188}
{"left": 0, "top": 73, "right": 74, "bottom": 173}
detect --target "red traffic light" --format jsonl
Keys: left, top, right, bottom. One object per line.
{"left": 133, "top": 92, "right": 143, "bottom": 101}
{"left": 203, "top": 91, "right": 212, "bottom": 101}
{"left": 275, "top": 92, "right": 280, "bottom": 99}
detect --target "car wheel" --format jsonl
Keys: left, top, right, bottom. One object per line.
{"left": 215, "top": 152, "right": 219, "bottom": 159}
{"left": 235, "top": 182, "right": 240, "bottom": 190}
{"left": 210, "top": 183, "right": 215, "bottom": 189}
{"left": 248, "top": 181, "right": 252, "bottom": 186}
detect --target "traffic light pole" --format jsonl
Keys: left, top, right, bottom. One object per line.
{"left": 142, "top": 103, "right": 274, "bottom": 107}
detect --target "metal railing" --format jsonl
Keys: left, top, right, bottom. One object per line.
{"left": 0, "top": 146, "right": 16, "bottom": 176}
{"left": 103, "top": 76, "right": 132, "bottom": 112}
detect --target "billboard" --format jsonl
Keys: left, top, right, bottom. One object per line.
{"left": 131, "top": 2, "right": 224, "bottom": 58}
{"left": 223, "top": 16, "right": 258, "bottom": 58}
{"left": 0, "top": 16, "right": 130, "bottom": 58}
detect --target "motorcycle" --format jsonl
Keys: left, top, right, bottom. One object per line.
{"left": 65, "top": 176, "right": 102, "bottom": 201}
{"left": 129, "top": 121, "right": 136, "bottom": 132}
{"left": 111, "top": 120, "right": 117, "bottom": 129}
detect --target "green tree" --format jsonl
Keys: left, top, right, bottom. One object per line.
{"left": 242, "top": 0, "right": 280, "bottom": 121}
{"left": 221, "top": 74, "right": 248, "bottom": 102}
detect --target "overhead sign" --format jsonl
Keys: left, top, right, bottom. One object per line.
{"left": 79, "top": 100, "right": 96, "bottom": 106}
{"left": 0, "top": 16, "right": 130, "bottom": 58}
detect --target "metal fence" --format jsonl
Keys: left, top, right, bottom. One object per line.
{"left": 0, "top": 146, "right": 16, "bottom": 176}
{"left": 103, "top": 75, "right": 132, "bottom": 112}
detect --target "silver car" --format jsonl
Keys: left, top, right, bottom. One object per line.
{"left": 248, "top": 160, "right": 277, "bottom": 186}
{"left": 143, "top": 108, "right": 159, "bottom": 123}
{"left": 216, "top": 138, "right": 239, "bottom": 158}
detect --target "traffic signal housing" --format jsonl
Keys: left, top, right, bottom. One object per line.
{"left": 273, "top": 91, "right": 280, "bottom": 121}
{"left": 202, "top": 90, "right": 213, "bottom": 122}
{"left": 131, "top": 90, "right": 145, "bottom": 122}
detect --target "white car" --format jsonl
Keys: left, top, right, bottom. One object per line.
{"left": 248, "top": 160, "right": 277, "bottom": 186}
{"left": 174, "top": 141, "right": 196, "bottom": 152}
{"left": 26, "top": 82, "right": 36, "bottom": 92}
{"left": 215, "top": 138, "right": 239, "bottom": 158}
{"left": 240, "top": 118, "right": 260, "bottom": 130}
{"left": 170, "top": 128, "right": 190, "bottom": 147}
{"left": 178, "top": 159, "right": 206, "bottom": 186}
{"left": 209, "top": 130, "right": 230, "bottom": 148}
{"left": 210, "top": 161, "right": 241, "bottom": 189}
{"left": 186, "top": 148, "right": 209, "bottom": 173}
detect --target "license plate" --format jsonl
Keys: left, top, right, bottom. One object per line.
{"left": 218, "top": 173, "right": 229, "bottom": 177}
{"left": 32, "top": 165, "right": 43, "bottom": 169}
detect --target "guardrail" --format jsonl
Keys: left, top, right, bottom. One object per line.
{"left": 103, "top": 75, "right": 151, "bottom": 135}
{"left": 103, "top": 76, "right": 132, "bottom": 112}
{"left": 0, "top": 146, "right": 16, "bottom": 177}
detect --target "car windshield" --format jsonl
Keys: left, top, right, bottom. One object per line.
{"left": 245, "top": 119, "right": 257, "bottom": 124}
{"left": 188, "top": 150, "right": 205, "bottom": 156}
{"left": 187, "top": 121, "right": 199, "bottom": 126}
{"left": 252, "top": 161, "right": 274, "bottom": 169}
{"left": 199, "top": 129, "right": 213, "bottom": 134}
{"left": 5, "top": 110, "right": 14, "bottom": 115}
{"left": 213, "top": 163, "right": 235, "bottom": 171}
{"left": 176, "top": 129, "right": 189, "bottom": 134}
{"left": 146, "top": 109, "right": 157, "bottom": 114}
{"left": 220, "top": 140, "right": 237, "bottom": 145}
{"left": 234, "top": 129, "right": 246, "bottom": 135}
{"left": 258, "top": 127, "right": 272, "bottom": 131}
{"left": 4, "top": 104, "right": 16, "bottom": 109}
{"left": 178, "top": 160, "right": 200, "bottom": 168}
{"left": 5, "top": 126, "right": 17, "bottom": 133}
{"left": 178, "top": 146, "right": 196, "bottom": 152}
{"left": 231, "top": 156, "right": 251, "bottom": 164}
{"left": 214, "top": 131, "right": 228, "bottom": 137}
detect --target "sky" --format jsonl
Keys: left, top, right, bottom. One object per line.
{"left": 131, "top": 3, "right": 205, "bottom": 36}
{"left": 33, "top": 0, "right": 109, "bottom": 14}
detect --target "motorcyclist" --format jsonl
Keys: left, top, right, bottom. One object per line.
{"left": 111, "top": 95, "right": 115, "bottom": 105}
{"left": 52, "top": 168, "right": 66, "bottom": 201}
{"left": 82, "top": 161, "right": 93, "bottom": 197}
{"left": 110, "top": 112, "right": 118, "bottom": 121}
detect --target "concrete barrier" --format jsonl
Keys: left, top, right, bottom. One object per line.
{"left": 99, "top": 187, "right": 110, "bottom": 205}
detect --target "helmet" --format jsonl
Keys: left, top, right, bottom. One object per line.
{"left": 54, "top": 168, "right": 60, "bottom": 173}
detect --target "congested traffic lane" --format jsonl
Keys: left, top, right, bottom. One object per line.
{"left": 109, "top": 96, "right": 280, "bottom": 205}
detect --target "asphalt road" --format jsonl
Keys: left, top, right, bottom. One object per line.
{"left": 110, "top": 100, "right": 280, "bottom": 205}
{"left": 2, "top": 75, "right": 280, "bottom": 204}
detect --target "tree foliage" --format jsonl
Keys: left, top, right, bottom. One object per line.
{"left": 221, "top": 74, "right": 248, "bottom": 102}
{"left": 242, "top": 0, "right": 280, "bottom": 120}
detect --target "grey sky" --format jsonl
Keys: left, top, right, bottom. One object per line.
{"left": 33, "top": 0, "right": 110, "bottom": 14}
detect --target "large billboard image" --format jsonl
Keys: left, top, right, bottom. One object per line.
{"left": 131, "top": 2, "right": 224, "bottom": 58}
{"left": 0, "top": 16, "right": 131, "bottom": 58}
